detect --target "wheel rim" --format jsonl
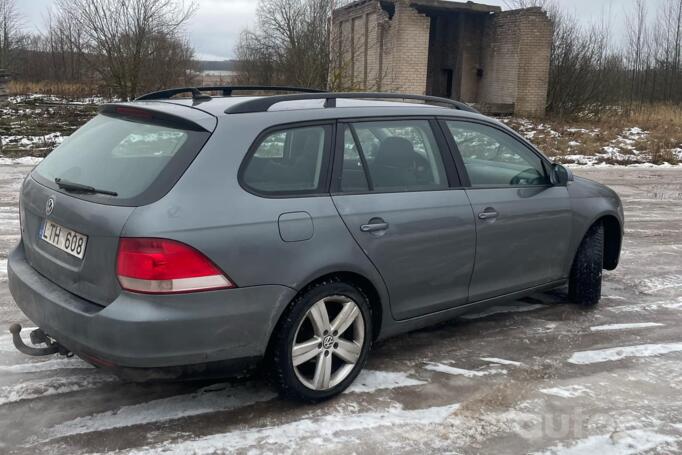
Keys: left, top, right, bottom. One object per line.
{"left": 291, "top": 295, "right": 365, "bottom": 391}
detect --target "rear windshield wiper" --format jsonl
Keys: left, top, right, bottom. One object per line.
{"left": 55, "top": 178, "right": 119, "bottom": 197}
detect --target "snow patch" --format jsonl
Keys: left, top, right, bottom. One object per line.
{"left": 122, "top": 403, "right": 460, "bottom": 455}
{"left": 606, "top": 297, "right": 682, "bottom": 313}
{"left": 480, "top": 357, "right": 524, "bottom": 367}
{"left": 636, "top": 275, "right": 682, "bottom": 294}
{"left": 424, "top": 362, "right": 507, "bottom": 378}
{"left": 345, "top": 369, "right": 426, "bottom": 393}
{"left": 0, "top": 374, "right": 118, "bottom": 406}
{"left": 533, "top": 429, "right": 675, "bottom": 455}
{"left": 590, "top": 322, "right": 664, "bottom": 332}
{"left": 0, "top": 156, "right": 44, "bottom": 166}
{"left": 1, "top": 132, "right": 64, "bottom": 149}
{"left": 540, "top": 385, "right": 592, "bottom": 398}
{"left": 568, "top": 343, "right": 682, "bottom": 365}
{"left": 42, "top": 383, "right": 275, "bottom": 441}
{"left": 0, "top": 358, "right": 93, "bottom": 374}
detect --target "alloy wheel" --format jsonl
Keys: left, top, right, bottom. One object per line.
{"left": 291, "top": 295, "right": 365, "bottom": 391}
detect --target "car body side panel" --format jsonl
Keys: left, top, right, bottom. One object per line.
{"left": 332, "top": 190, "right": 476, "bottom": 320}
{"left": 122, "top": 116, "right": 392, "bottom": 340}
{"left": 466, "top": 186, "right": 573, "bottom": 301}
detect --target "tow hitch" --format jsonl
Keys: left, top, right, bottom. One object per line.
{"left": 9, "top": 324, "right": 71, "bottom": 357}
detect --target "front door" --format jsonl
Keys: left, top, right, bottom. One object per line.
{"left": 443, "top": 120, "right": 573, "bottom": 302}
{"left": 332, "top": 119, "right": 476, "bottom": 320}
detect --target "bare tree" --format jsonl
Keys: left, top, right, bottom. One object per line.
{"left": 0, "top": 0, "right": 21, "bottom": 69}
{"left": 235, "top": 0, "right": 332, "bottom": 89}
{"left": 54, "top": 0, "right": 197, "bottom": 99}
{"left": 625, "top": 0, "right": 649, "bottom": 108}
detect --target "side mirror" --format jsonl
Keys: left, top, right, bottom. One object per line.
{"left": 552, "top": 164, "right": 573, "bottom": 186}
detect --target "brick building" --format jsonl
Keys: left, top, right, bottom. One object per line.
{"left": 330, "top": 0, "right": 552, "bottom": 117}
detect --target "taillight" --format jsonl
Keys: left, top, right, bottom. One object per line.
{"left": 116, "top": 238, "right": 234, "bottom": 294}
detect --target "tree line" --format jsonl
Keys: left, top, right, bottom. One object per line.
{"left": 508, "top": 0, "right": 682, "bottom": 116}
{"left": 1, "top": 0, "right": 681, "bottom": 115}
{"left": 1, "top": 0, "right": 196, "bottom": 100}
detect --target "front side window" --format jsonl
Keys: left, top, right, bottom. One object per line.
{"left": 341, "top": 120, "right": 448, "bottom": 193}
{"left": 446, "top": 121, "right": 550, "bottom": 187}
{"left": 243, "top": 125, "right": 329, "bottom": 194}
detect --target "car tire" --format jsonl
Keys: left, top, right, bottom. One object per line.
{"left": 268, "top": 278, "right": 372, "bottom": 402}
{"left": 569, "top": 221, "right": 604, "bottom": 307}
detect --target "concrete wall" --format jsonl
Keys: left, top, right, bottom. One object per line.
{"left": 331, "top": 1, "right": 552, "bottom": 116}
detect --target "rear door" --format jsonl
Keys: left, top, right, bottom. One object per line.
{"left": 331, "top": 118, "right": 476, "bottom": 320}
{"left": 442, "top": 119, "right": 572, "bottom": 302}
{"left": 22, "top": 106, "right": 213, "bottom": 306}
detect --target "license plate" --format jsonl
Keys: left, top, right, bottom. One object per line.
{"left": 41, "top": 220, "right": 88, "bottom": 259}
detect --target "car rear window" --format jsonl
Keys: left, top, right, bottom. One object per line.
{"left": 33, "top": 113, "right": 210, "bottom": 206}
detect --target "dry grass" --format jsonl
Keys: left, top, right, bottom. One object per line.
{"left": 8, "top": 81, "right": 104, "bottom": 99}
{"left": 504, "top": 104, "right": 682, "bottom": 165}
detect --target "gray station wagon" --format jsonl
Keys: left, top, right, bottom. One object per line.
{"left": 8, "top": 87, "right": 624, "bottom": 401}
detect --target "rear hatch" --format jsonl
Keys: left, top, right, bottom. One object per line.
{"left": 20, "top": 103, "right": 215, "bottom": 306}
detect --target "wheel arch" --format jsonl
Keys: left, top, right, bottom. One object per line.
{"left": 268, "top": 270, "right": 387, "bottom": 349}
{"left": 573, "top": 213, "right": 622, "bottom": 271}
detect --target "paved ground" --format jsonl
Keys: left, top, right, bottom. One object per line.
{"left": 0, "top": 165, "right": 681, "bottom": 455}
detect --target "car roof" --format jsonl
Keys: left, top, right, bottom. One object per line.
{"left": 134, "top": 96, "right": 487, "bottom": 121}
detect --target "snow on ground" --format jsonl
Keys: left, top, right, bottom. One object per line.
{"left": 0, "top": 374, "right": 118, "bottom": 406}
{"left": 41, "top": 383, "right": 276, "bottom": 443}
{"left": 539, "top": 385, "right": 593, "bottom": 398}
{"left": 533, "top": 430, "right": 675, "bottom": 455}
{"left": 0, "top": 156, "right": 43, "bottom": 166}
{"left": 589, "top": 322, "right": 664, "bottom": 332}
{"left": 0, "top": 357, "right": 93, "bottom": 374}
{"left": 0, "top": 133, "right": 64, "bottom": 149}
{"left": 479, "top": 357, "right": 524, "bottom": 367}
{"left": 0, "top": 166, "right": 682, "bottom": 454}
{"left": 121, "top": 403, "right": 461, "bottom": 455}
{"left": 345, "top": 369, "right": 426, "bottom": 393}
{"left": 424, "top": 362, "right": 507, "bottom": 378}
{"left": 568, "top": 343, "right": 682, "bottom": 365}
{"left": 502, "top": 117, "right": 682, "bottom": 167}
{"left": 636, "top": 274, "right": 682, "bottom": 294}
{"left": 6, "top": 94, "right": 113, "bottom": 106}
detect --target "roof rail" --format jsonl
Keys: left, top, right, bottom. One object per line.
{"left": 135, "top": 86, "right": 327, "bottom": 101}
{"left": 224, "top": 92, "right": 480, "bottom": 114}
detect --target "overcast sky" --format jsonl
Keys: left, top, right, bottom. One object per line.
{"left": 17, "top": 0, "right": 666, "bottom": 61}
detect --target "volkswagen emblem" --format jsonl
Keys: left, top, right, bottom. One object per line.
{"left": 322, "top": 335, "right": 335, "bottom": 350}
{"left": 45, "top": 197, "right": 55, "bottom": 216}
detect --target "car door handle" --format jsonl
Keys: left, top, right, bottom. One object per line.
{"left": 478, "top": 209, "right": 499, "bottom": 220}
{"left": 361, "top": 222, "right": 389, "bottom": 233}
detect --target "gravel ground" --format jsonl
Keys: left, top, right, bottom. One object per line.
{"left": 0, "top": 165, "right": 681, "bottom": 454}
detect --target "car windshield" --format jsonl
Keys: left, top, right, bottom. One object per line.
{"left": 34, "top": 114, "right": 200, "bottom": 202}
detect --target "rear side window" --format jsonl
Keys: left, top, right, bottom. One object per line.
{"left": 34, "top": 113, "right": 210, "bottom": 205}
{"left": 242, "top": 125, "right": 331, "bottom": 195}
{"left": 340, "top": 120, "right": 448, "bottom": 193}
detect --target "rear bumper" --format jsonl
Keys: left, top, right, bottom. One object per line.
{"left": 8, "top": 243, "right": 296, "bottom": 369}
